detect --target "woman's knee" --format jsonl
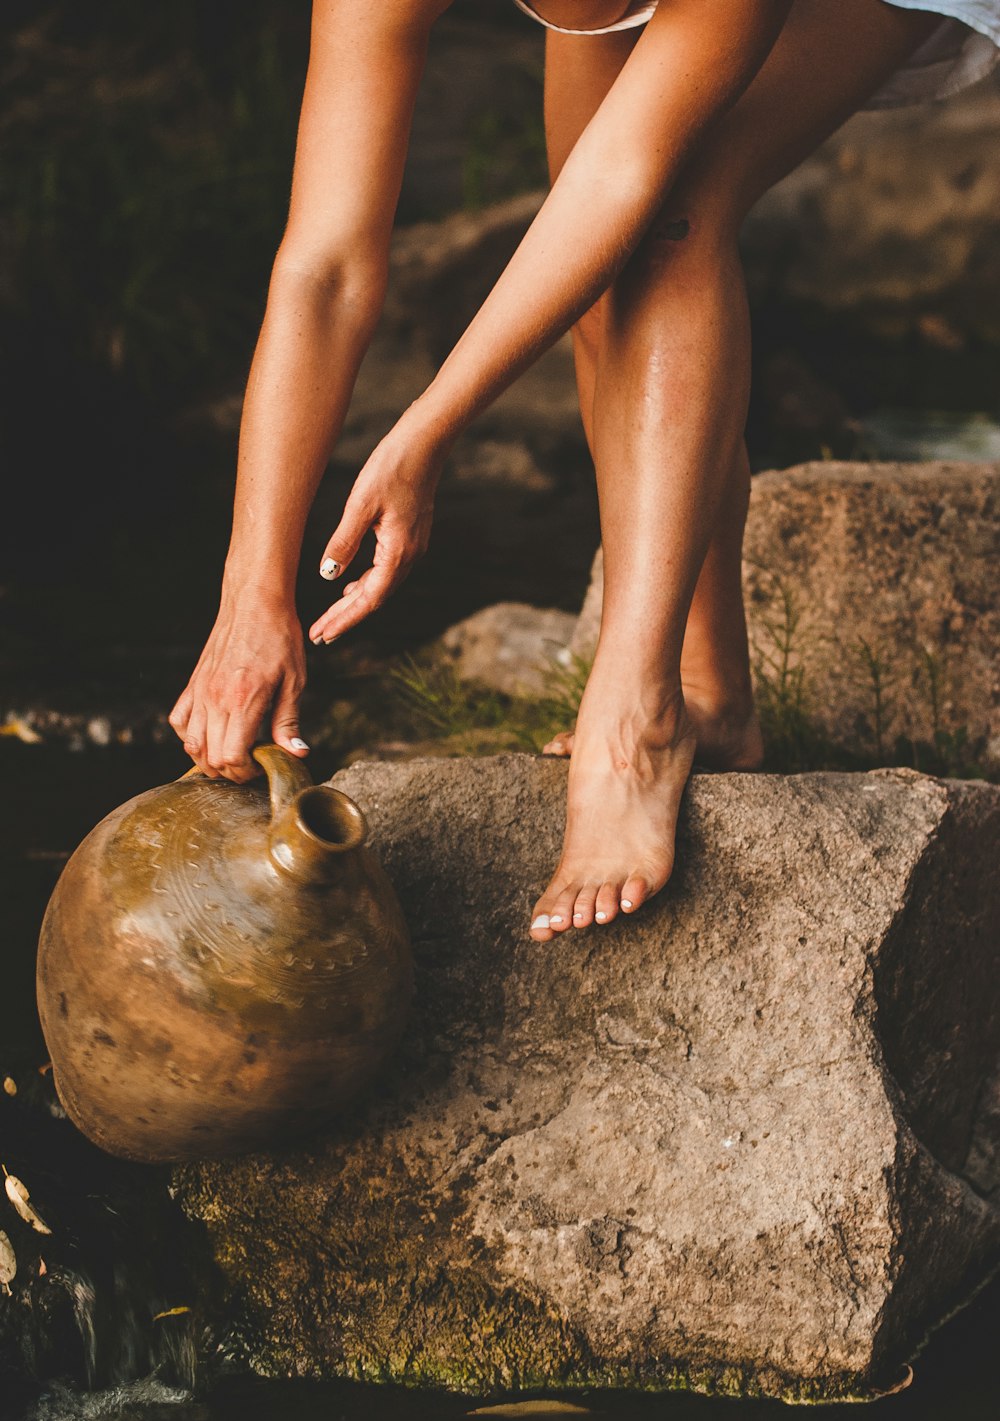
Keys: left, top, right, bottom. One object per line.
{"left": 622, "top": 192, "right": 742, "bottom": 291}
{"left": 572, "top": 296, "right": 611, "bottom": 363}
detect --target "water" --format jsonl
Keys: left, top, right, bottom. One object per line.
{"left": 860, "top": 407, "right": 1000, "bottom": 462}
{"left": 2, "top": 740, "right": 998, "bottom": 1421}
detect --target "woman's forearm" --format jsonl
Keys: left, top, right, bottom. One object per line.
{"left": 409, "top": 0, "right": 790, "bottom": 445}
{"left": 217, "top": 0, "right": 449, "bottom": 607}
{"left": 221, "top": 257, "right": 385, "bottom": 604}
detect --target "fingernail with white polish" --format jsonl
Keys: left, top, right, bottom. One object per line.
{"left": 531, "top": 915, "right": 550, "bottom": 931}
{"left": 621, "top": 899, "right": 633, "bottom": 910}
{"left": 320, "top": 558, "right": 341, "bottom": 580}
{"left": 290, "top": 738, "right": 309, "bottom": 752}
{"left": 310, "top": 636, "right": 324, "bottom": 646}
{"left": 596, "top": 911, "right": 608, "bottom": 922}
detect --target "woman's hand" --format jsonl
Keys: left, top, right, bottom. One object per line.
{"left": 308, "top": 416, "right": 445, "bottom": 646}
{"left": 169, "top": 594, "right": 308, "bottom": 782}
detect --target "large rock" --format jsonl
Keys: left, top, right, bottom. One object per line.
{"left": 572, "top": 461, "right": 1000, "bottom": 769}
{"left": 438, "top": 602, "right": 577, "bottom": 696}
{"left": 391, "top": 78, "right": 1000, "bottom": 359}
{"left": 741, "top": 79, "right": 1000, "bottom": 342}
{"left": 178, "top": 755, "right": 1000, "bottom": 1400}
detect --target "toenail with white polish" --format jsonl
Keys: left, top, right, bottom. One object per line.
{"left": 596, "top": 911, "right": 608, "bottom": 922}
{"left": 573, "top": 912, "right": 584, "bottom": 920}
{"left": 320, "top": 558, "right": 341, "bottom": 579}
{"left": 531, "top": 915, "right": 550, "bottom": 930}
{"left": 550, "top": 915, "right": 564, "bottom": 925}
{"left": 621, "top": 899, "right": 633, "bottom": 910}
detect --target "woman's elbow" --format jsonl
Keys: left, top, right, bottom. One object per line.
{"left": 268, "top": 244, "right": 388, "bottom": 334}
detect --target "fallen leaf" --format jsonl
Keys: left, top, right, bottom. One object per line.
{"left": 3, "top": 1171, "right": 52, "bottom": 1235}
{"left": 0, "top": 1230, "right": 15, "bottom": 1292}
{"left": 2, "top": 1077, "right": 15, "bottom": 1097}
{"left": 0, "top": 717, "right": 42, "bottom": 744}
{"left": 38, "top": 1257, "right": 47, "bottom": 1276}
{"left": 38, "top": 1063, "right": 53, "bottom": 1076}
{"left": 153, "top": 1305, "right": 192, "bottom": 1321}
{"left": 874, "top": 1365, "right": 914, "bottom": 1398}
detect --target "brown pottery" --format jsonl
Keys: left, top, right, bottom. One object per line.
{"left": 36, "top": 746, "right": 413, "bottom": 1163}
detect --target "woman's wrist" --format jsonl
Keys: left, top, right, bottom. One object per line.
{"left": 220, "top": 559, "right": 298, "bottom": 615}
{"left": 400, "top": 388, "right": 463, "bottom": 461}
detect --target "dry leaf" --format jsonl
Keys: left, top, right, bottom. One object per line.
{"left": 0, "top": 717, "right": 42, "bottom": 744}
{"left": 3, "top": 1171, "right": 52, "bottom": 1235}
{"left": 0, "top": 1230, "right": 15, "bottom": 1293}
{"left": 38, "top": 1063, "right": 53, "bottom": 1076}
{"left": 152, "top": 1305, "right": 192, "bottom": 1321}
{"left": 2, "top": 1077, "right": 16, "bottom": 1097}
{"left": 874, "top": 1365, "right": 914, "bottom": 1398}
{"left": 38, "top": 1257, "right": 47, "bottom": 1276}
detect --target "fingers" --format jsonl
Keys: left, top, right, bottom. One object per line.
{"left": 319, "top": 489, "right": 373, "bottom": 584}
{"left": 219, "top": 707, "right": 267, "bottom": 783}
{"left": 211, "top": 673, "right": 271, "bottom": 781}
{"left": 177, "top": 674, "right": 270, "bottom": 783}
{"left": 308, "top": 556, "right": 407, "bottom": 645}
{"left": 271, "top": 674, "right": 308, "bottom": 759}
{"left": 311, "top": 505, "right": 428, "bottom": 645}
{"left": 169, "top": 607, "right": 308, "bottom": 780}
{"left": 205, "top": 703, "right": 231, "bottom": 782}
{"left": 181, "top": 698, "right": 210, "bottom": 775}
{"left": 168, "top": 684, "right": 194, "bottom": 741}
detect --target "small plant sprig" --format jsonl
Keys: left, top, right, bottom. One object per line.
{"left": 386, "top": 648, "right": 591, "bottom": 756}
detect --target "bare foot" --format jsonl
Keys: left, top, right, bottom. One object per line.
{"left": 542, "top": 689, "right": 762, "bottom": 772}
{"left": 684, "top": 690, "right": 763, "bottom": 771}
{"left": 530, "top": 689, "right": 697, "bottom": 943}
{"left": 541, "top": 728, "right": 575, "bottom": 757}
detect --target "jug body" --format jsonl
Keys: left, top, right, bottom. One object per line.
{"left": 36, "top": 747, "right": 412, "bottom": 1162}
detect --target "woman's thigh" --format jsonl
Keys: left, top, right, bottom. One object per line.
{"left": 543, "top": 25, "right": 638, "bottom": 182}
{"left": 543, "top": 0, "right": 942, "bottom": 234}
{"left": 681, "top": 0, "right": 941, "bottom": 227}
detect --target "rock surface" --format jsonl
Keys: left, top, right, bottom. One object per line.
{"left": 178, "top": 755, "right": 1000, "bottom": 1400}
{"left": 390, "top": 76, "right": 1000, "bottom": 359}
{"left": 572, "top": 461, "right": 1000, "bottom": 768}
{"left": 438, "top": 602, "right": 577, "bottom": 696}
{"left": 741, "top": 79, "right": 1000, "bottom": 342}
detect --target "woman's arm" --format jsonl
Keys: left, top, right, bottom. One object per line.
{"left": 170, "top": 0, "right": 452, "bottom": 780}
{"left": 310, "top": 0, "right": 791, "bottom": 644}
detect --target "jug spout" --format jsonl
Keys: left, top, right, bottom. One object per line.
{"left": 253, "top": 745, "right": 367, "bottom": 883}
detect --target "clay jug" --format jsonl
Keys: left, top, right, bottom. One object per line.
{"left": 36, "top": 746, "right": 412, "bottom": 1163}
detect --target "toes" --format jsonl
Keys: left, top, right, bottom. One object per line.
{"left": 572, "top": 885, "right": 598, "bottom": 929}
{"left": 546, "top": 885, "right": 578, "bottom": 935}
{"left": 529, "top": 907, "right": 555, "bottom": 942}
{"left": 530, "top": 886, "right": 564, "bottom": 942}
{"left": 620, "top": 875, "right": 650, "bottom": 914}
{"left": 542, "top": 731, "right": 574, "bottom": 757}
{"left": 594, "top": 882, "right": 622, "bottom": 926}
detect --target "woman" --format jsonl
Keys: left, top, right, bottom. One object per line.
{"left": 169, "top": 0, "right": 999, "bottom": 942}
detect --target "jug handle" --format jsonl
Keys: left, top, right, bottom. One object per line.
{"left": 252, "top": 744, "right": 315, "bottom": 816}
{"left": 177, "top": 745, "right": 313, "bottom": 815}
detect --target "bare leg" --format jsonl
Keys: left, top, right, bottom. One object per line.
{"left": 530, "top": 0, "right": 940, "bottom": 941}
{"left": 545, "top": 313, "right": 762, "bottom": 772}
{"left": 540, "top": 23, "right": 762, "bottom": 771}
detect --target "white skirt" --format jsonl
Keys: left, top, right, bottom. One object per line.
{"left": 511, "top": 0, "right": 1000, "bottom": 108}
